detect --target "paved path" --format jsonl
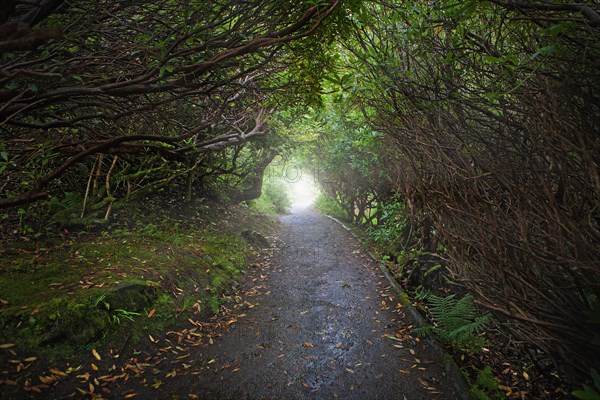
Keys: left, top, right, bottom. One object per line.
{"left": 176, "top": 207, "right": 467, "bottom": 399}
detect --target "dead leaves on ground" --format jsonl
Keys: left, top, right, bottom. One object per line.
{"left": 0, "top": 270, "right": 268, "bottom": 398}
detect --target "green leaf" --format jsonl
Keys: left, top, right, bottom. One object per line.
{"left": 547, "top": 22, "right": 576, "bottom": 37}
{"left": 159, "top": 65, "right": 174, "bottom": 78}
{"left": 0, "top": 151, "right": 8, "bottom": 161}
{"left": 572, "top": 384, "right": 600, "bottom": 400}
{"left": 531, "top": 45, "right": 556, "bottom": 60}
{"left": 6, "top": 81, "right": 19, "bottom": 90}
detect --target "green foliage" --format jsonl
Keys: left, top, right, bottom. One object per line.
{"left": 46, "top": 192, "right": 84, "bottom": 225}
{"left": 297, "top": 98, "right": 392, "bottom": 225}
{"left": 366, "top": 197, "right": 408, "bottom": 253}
{"left": 249, "top": 178, "right": 291, "bottom": 215}
{"left": 470, "top": 366, "right": 503, "bottom": 400}
{"left": 573, "top": 369, "right": 600, "bottom": 400}
{"left": 337, "top": 0, "right": 600, "bottom": 376}
{"left": 414, "top": 293, "right": 491, "bottom": 352}
{"left": 110, "top": 309, "right": 142, "bottom": 325}
{"left": 314, "top": 193, "right": 349, "bottom": 221}
{"left": 264, "top": 180, "right": 291, "bottom": 214}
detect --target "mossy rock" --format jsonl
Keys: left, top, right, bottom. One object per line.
{"left": 99, "top": 283, "right": 157, "bottom": 312}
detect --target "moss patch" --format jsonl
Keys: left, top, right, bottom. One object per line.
{"left": 0, "top": 201, "right": 273, "bottom": 361}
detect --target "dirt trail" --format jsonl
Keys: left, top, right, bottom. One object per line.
{"left": 160, "top": 206, "right": 468, "bottom": 399}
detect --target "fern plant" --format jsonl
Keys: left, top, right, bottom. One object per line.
{"left": 414, "top": 293, "right": 491, "bottom": 352}
{"left": 470, "top": 366, "right": 503, "bottom": 400}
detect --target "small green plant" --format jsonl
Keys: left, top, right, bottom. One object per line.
{"left": 263, "top": 179, "right": 291, "bottom": 214}
{"left": 94, "top": 293, "right": 141, "bottom": 324}
{"left": 573, "top": 369, "right": 600, "bottom": 400}
{"left": 470, "top": 366, "right": 503, "bottom": 400}
{"left": 138, "top": 223, "right": 160, "bottom": 237}
{"left": 47, "top": 192, "right": 83, "bottom": 223}
{"left": 366, "top": 197, "right": 407, "bottom": 251}
{"left": 16, "top": 207, "right": 34, "bottom": 235}
{"left": 413, "top": 293, "right": 491, "bottom": 352}
{"left": 110, "top": 309, "right": 141, "bottom": 325}
{"left": 94, "top": 292, "right": 109, "bottom": 309}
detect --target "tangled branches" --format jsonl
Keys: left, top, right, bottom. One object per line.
{"left": 0, "top": 0, "right": 342, "bottom": 209}
{"left": 352, "top": 0, "right": 600, "bottom": 379}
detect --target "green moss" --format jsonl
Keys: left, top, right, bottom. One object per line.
{"left": 0, "top": 202, "right": 263, "bottom": 360}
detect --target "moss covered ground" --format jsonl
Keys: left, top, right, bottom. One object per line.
{"left": 0, "top": 201, "right": 276, "bottom": 363}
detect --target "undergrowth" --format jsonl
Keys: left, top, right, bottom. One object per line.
{"left": 314, "top": 193, "right": 348, "bottom": 221}
{"left": 248, "top": 178, "right": 291, "bottom": 215}
{"left": 470, "top": 366, "right": 503, "bottom": 400}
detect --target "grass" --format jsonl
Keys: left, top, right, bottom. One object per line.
{"left": 0, "top": 201, "right": 273, "bottom": 360}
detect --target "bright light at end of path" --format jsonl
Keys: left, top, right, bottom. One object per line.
{"left": 288, "top": 175, "right": 318, "bottom": 212}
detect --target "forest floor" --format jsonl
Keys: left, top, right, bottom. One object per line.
{"left": 1, "top": 204, "right": 470, "bottom": 399}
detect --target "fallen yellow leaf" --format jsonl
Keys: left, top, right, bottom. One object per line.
{"left": 500, "top": 385, "right": 512, "bottom": 396}
{"left": 49, "top": 368, "right": 67, "bottom": 377}
{"left": 417, "top": 377, "right": 430, "bottom": 387}
{"left": 92, "top": 349, "right": 101, "bottom": 361}
{"left": 77, "top": 372, "right": 90, "bottom": 381}
{"left": 0, "top": 343, "right": 15, "bottom": 349}
{"left": 39, "top": 375, "right": 54, "bottom": 384}
{"left": 303, "top": 341, "right": 314, "bottom": 348}
{"left": 91, "top": 363, "right": 99, "bottom": 371}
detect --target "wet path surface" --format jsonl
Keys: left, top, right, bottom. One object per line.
{"left": 175, "top": 207, "right": 467, "bottom": 399}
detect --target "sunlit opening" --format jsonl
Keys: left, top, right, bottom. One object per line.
{"left": 287, "top": 174, "right": 319, "bottom": 213}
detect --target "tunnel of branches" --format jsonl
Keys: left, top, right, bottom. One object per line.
{"left": 1, "top": 0, "right": 598, "bottom": 382}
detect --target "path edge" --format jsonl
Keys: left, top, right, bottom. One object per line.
{"left": 325, "top": 214, "right": 472, "bottom": 399}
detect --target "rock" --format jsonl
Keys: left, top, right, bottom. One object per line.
{"left": 241, "top": 229, "right": 270, "bottom": 249}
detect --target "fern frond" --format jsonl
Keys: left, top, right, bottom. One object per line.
{"left": 413, "top": 324, "right": 435, "bottom": 338}
{"left": 414, "top": 292, "right": 492, "bottom": 352}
